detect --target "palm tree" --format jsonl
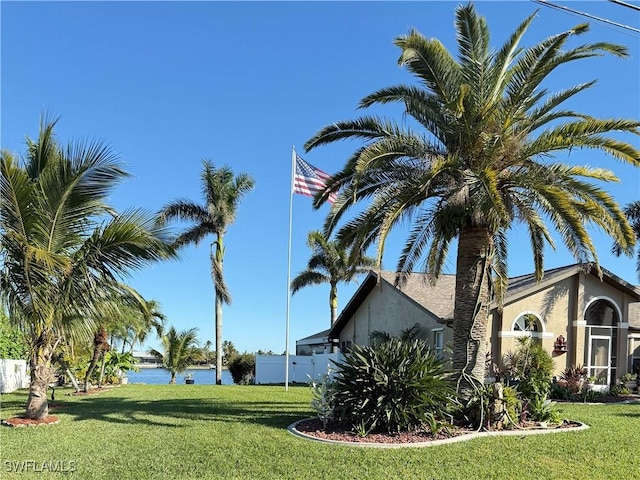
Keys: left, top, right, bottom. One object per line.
{"left": 291, "top": 230, "right": 375, "bottom": 325}
{"left": 157, "top": 161, "right": 254, "bottom": 384}
{"left": 613, "top": 201, "right": 640, "bottom": 280}
{"left": 123, "top": 299, "right": 166, "bottom": 354}
{"left": 304, "top": 4, "right": 639, "bottom": 393}
{"left": 87, "top": 295, "right": 164, "bottom": 391}
{"left": 149, "top": 326, "right": 199, "bottom": 384}
{"left": 0, "top": 116, "right": 174, "bottom": 419}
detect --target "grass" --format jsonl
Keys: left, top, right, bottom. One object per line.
{"left": 1, "top": 385, "right": 639, "bottom": 479}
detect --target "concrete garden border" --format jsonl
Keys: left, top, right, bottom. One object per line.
{"left": 288, "top": 418, "right": 589, "bottom": 448}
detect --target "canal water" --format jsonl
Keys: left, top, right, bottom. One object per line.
{"left": 126, "top": 368, "right": 233, "bottom": 385}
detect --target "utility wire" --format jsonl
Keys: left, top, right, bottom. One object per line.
{"left": 532, "top": 0, "right": 640, "bottom": 34}
{"left": 608, "top": 0, "right": 640, "bottom": 13}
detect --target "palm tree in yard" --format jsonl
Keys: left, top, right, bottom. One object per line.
{"left": 291, "top": 230, "right": 375, "bottom": 326}
{"left": 305, "top": 4, "right": 640, "bottom": 394}
{"left": 157, "top": 161, "right": 254, "bottom": 384}
{"left": 149, "top": 326, "right": 199, "bottom": 384}
{"left": 0, "top": 116, "right": 174, "bottom": 419}
{"left": 613, "top": 201, "right": 640, "bottom": 280}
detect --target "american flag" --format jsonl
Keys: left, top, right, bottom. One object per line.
{"left": 293, "top": 154, "right": 337, "bottom": 203}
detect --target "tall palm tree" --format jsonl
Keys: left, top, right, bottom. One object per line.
{"left": 0, "top": 116, "right": 174, "bottom": 419}
{"left": 613, "top": 201, "right": 640, "bottom": 280}
{"left": 158, "top": 161, "right": 254, "bottom": 384}
{"left": 305, "top": 4, "right": 639, "bottom": 393}
{"left": 291, "top": 230, "right": 375, "bottom": 325}
{"left": 149, "top": 326, "right": 199, "bottom": 384}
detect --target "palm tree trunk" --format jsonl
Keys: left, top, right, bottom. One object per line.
{"left": 97, "top": 352, "right": 107, "bottom": 387}
{"left": 214, "top": 235, "right": 225, "bottom": 385}
{"left": 84, "top": 328, "right": 109, "bottom": 393}
{"left": 56, "top": 355, "right": 80, "bottom": 392}
{"left": 452, "top": 227, "right": 494, "bottom": 396}
{"left": 66, "top": 367, "right": 80, "bottom": 393}
{"left": 215, "top": 295, "right": 223, "bottom": 385}
{"left": 170, "top": 371, "right": 176, "bottom": 384}
{"left": 25, "top": 335, "right": 54, "bottom": 420}
{"left": 330, "top": 282, "right": 338, "bottom": 326}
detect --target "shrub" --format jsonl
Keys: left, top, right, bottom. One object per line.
{"left": 309, "top": 371, "right": 336, "bottom": 429}
{"left": 332, "top": 338, "right": 454, "bottom": 434}
{"left": 610, "top": 384, "right": 630, "bottom": 396}
{"left": 228, "top": 353, "right": 255, "bottom": 384}
{"left": 502, "top": 337, "right": 554, "bottom": 402}
{"left": 529, "top": 397, "right": 562, "bottom": 423}
{"left": 550, "top": 381, "right": 572, "bottom": 401}
{"left": 502, "top": 385, "right": 522, "bottom": 428}
{"left": 559, "top": 364, "right": 587, "bottom": 393}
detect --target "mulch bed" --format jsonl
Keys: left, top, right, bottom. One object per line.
{"left": 2, "top": 416, "right": 60, "bottom": 428}
{"left": 297, "top": 418, "right": 471, "bottom": 444}
{"left": 589, "top": 394, "right": 639, "bottom": 403}
{"left": 294, "top": 418, "right": 583, "bottom": 444}
{"left": 556, "top": 394, "right": 640, "bottom": 404}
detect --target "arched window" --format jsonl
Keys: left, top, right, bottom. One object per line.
{"left": 512, "top": 313, "right": 542, "bottom": 333}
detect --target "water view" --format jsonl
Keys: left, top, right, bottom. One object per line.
{"left": 127, "top": 368, "right": 233, "bottom": 385}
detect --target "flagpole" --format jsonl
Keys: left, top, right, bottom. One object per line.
{"left": 285, "top": 146, "right": 296, "bottom": 391}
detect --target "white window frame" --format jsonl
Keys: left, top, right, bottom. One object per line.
{"left": 432, "top": 328, "right": 444, "bottom": 359}
{"left": 499, "top": 311, "right": 553, "bottom": 339}
{"left": 629, "top": 335, "right": 640, "bottom": 374}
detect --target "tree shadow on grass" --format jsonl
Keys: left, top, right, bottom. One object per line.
{"left": 64, "top": 395, "right": 309, "bottom": 429}
{"left": 613, "top": 411, "right": 640, "bottom": 419}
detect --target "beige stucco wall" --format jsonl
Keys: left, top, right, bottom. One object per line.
{"left": 489, "top": 272, "right": 640, "bottom": 378}
{"left": 338, "top": 280, "right": 452, "bottom": 353}
{"left": 491, "top": 276, "right": 576, "bottom": 376}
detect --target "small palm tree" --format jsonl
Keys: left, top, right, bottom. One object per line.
{"left": 305, "top": 4, "right": 639, "bottom": 392}
{"left": 291, "top": 230, "right": 375, "bottom": 325}
{"left": 128, "top": 300, "right": 166, "bottom": 354}
{"left": 613, "top": 201, "right": 640, "bottom": 280}
{"left": 0, "top": 116, "right": 174, "bottom": 419}
{"left": 157, "top": 161, "right": 254, "bottom": 384}
{"left": 149, "top": 326, "right": 199, "bottom": 384}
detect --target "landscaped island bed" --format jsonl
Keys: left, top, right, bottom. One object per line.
{"left": 1, "top": 385, "right": 639, "bottom": 479}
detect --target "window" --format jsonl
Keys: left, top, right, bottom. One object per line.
{"left": 513, "top": 313, "right": 540, "bottom": 332}
{"left": 631, "top": 338, "right": 640, "bottom": 375}
{"left": 433, "top": 329, "right": 444, "bottom": 359}
{"left": 341, "top": 340, "right": 352, "bottom": 353}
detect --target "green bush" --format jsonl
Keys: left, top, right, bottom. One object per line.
{"left": 332, "top": 338, "right": 454, "bottom": 434}
{"left": 610, "top": 384, "right": 630, "bottom": 396}
{"left": 309, "top": 371, "right": 336, "bottom": 429}
{"left": 502, "top": 337, "right": 554, "bottom": 402}
{"left": 228, "top": 353, "right": 255, "bottom": 384}
{"left": 549, "top": 381, "right": 572, "bottom": 400}
{"left": 0, "top": 311, "right": 28, "bottom": 360}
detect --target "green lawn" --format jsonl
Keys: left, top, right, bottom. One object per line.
{"left": 1, "top": 385, "right": 638, "bottom": 479}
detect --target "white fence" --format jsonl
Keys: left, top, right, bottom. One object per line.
{"left": 255, "top": 353, "right": 342, "bottom": 385}
{"left": 0, "top": 359, "right": 30, "bottom": 393}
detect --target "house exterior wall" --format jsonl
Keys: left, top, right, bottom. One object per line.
{"left": 492, "top": 276, "right": 576, "bottom": 376}
{"left": 296, "top": 341, "right": 330, "bottom": 355}
{"left": 489, "top": 272, "right": 639, "bottom": 378}
{"left": 337, "top": 280, "right": 452, "bottom": 353}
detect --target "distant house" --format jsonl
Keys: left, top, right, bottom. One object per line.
{"left": 133, "top": 351, "right": 162, "bottom": 368}
{"left": 316, "top": 263, "right": 640, "bottom": 385}
{"left": 295, "top": 329, "right": 333, "bottom": 355}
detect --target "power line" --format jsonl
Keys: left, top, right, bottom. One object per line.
{"left": 608, "top": 0, "right": 640, "bottom": 13}
{"left": 532, "top": 0, "right": 640, "bottom": 34}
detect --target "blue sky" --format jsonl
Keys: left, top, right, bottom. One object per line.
{"left": 2, "top": 1, "right": 639, "bottom": 354}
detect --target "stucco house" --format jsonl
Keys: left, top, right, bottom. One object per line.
{"left": 324, "top": 263, "right": 640, "bottom": 386}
